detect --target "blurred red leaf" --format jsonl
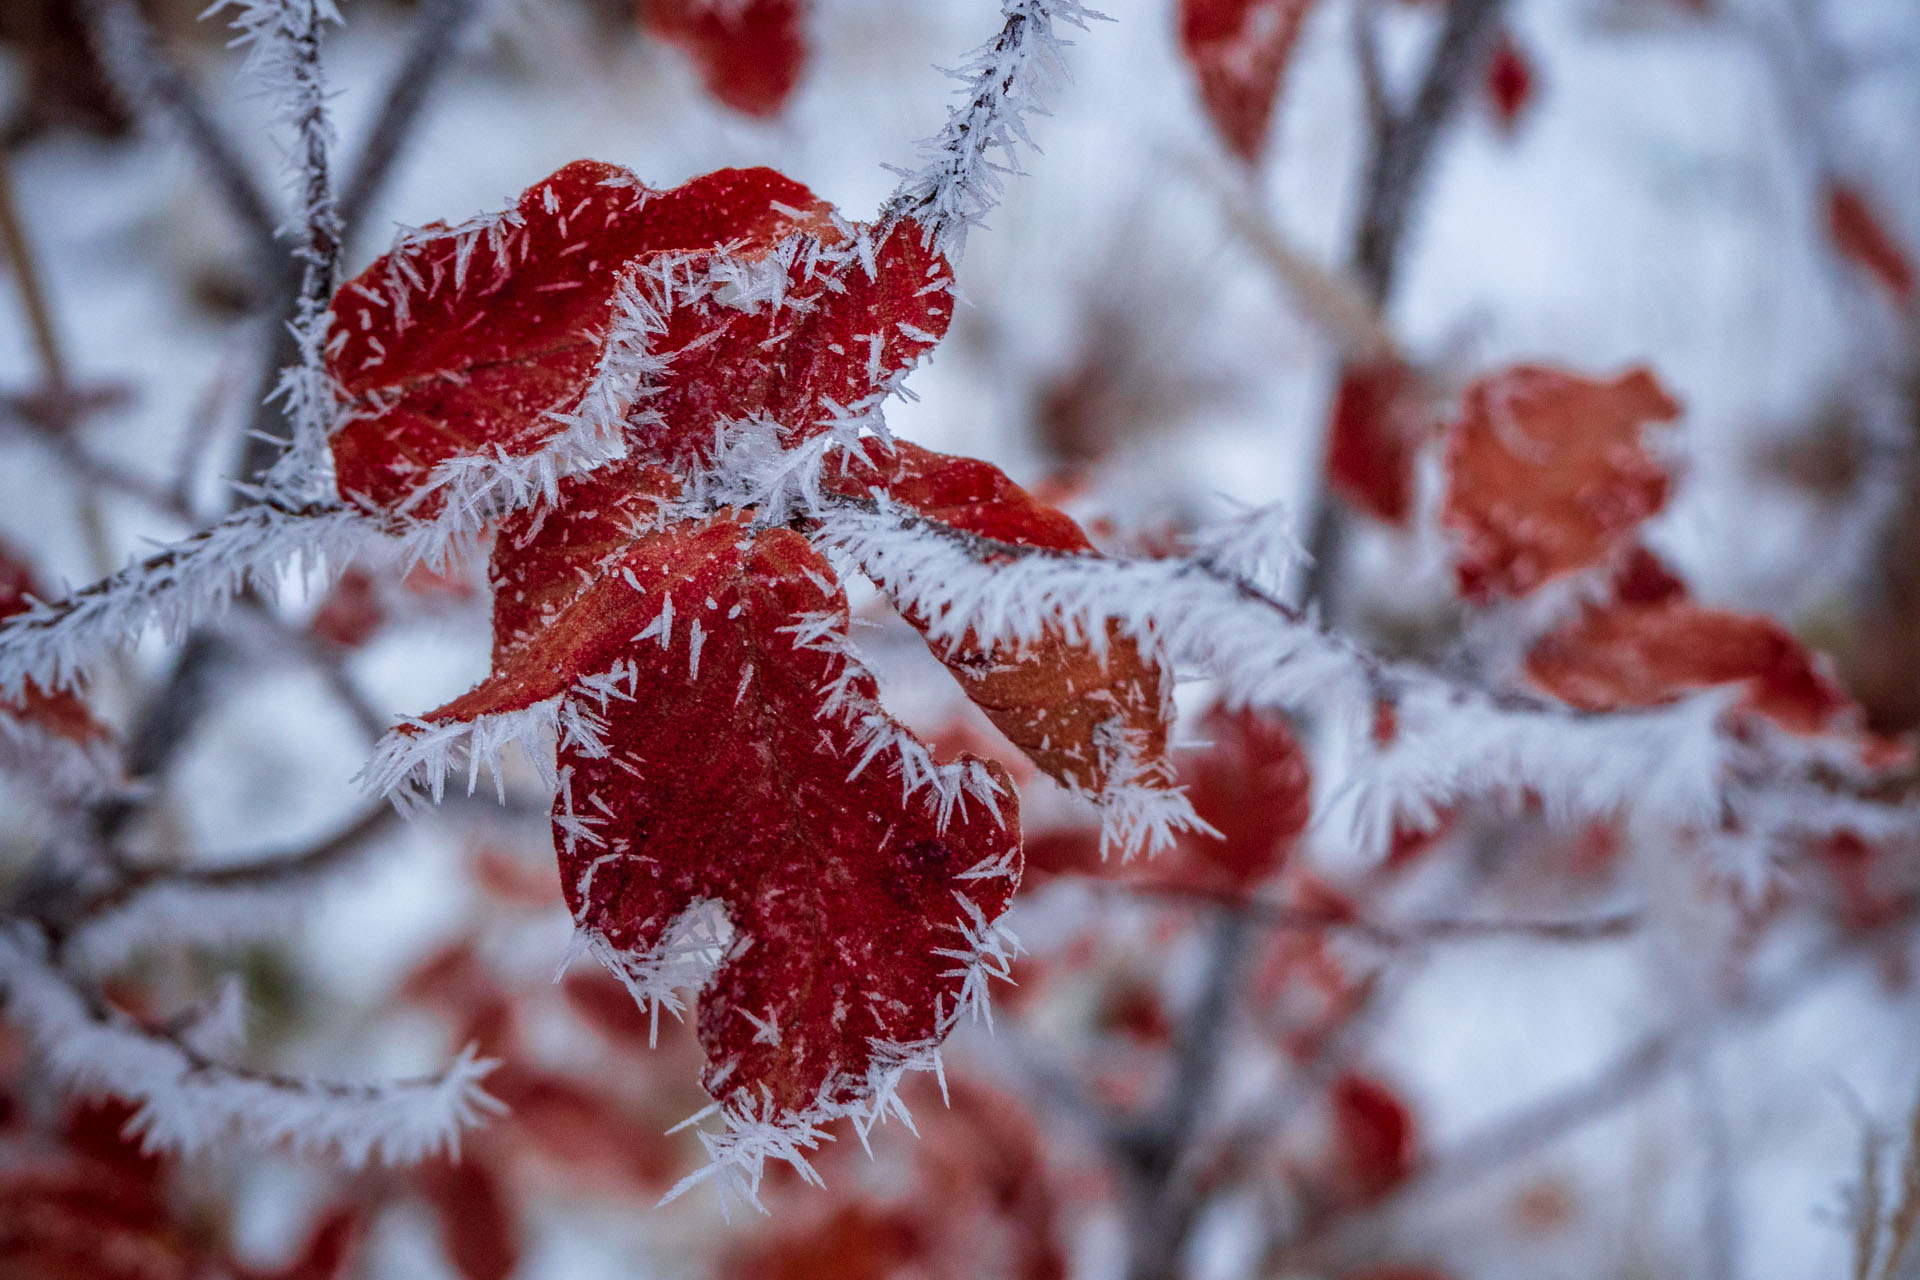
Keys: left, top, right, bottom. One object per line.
{"left": 642, "top": 0, "right": 808, "bottom": 118}
{"left": 1441, "top": 365, "right": 1681, "bottom": 601}
{"left": 310, "top": 568, "right": 383, "bottom": 648}
{"left": 419, "top": 1157, "right": 520, "bottom": 1280}
{"left": 1525, "top": 547, "right": 1856, "bottom": 735}
{"left": 1330, "top": 1072, "right": 1417, "bottom": 1202}
{"left": 829, "top": 438, "right": 1178, "bottom": 805}
{"left": 1326, "top": 359, "right": 1428, "bottom": 525}
{"left": 1485, "top": 32, "right": 1535, "bottom": 130}
{"left": 1825, "top": 181, "right": 1916, "bottom": 303}
{"left": 1179, "top": 0, "right": 1320, "bottom": 165}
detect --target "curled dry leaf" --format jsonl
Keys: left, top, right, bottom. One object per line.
{"left": 1441, "top": 364, "right": 1681, "bottom": 601}
{"left": 641, "top": 0, "right": 809, "bottom": 119}
{"left": 1178, "top": 0, "right": 1320, "bottom": 166}
{"left": 1524, "top": 547, "right": 1858, "bottom": 737}
{"left": 827, "top": 438, "right": 1179, "bottom": 809}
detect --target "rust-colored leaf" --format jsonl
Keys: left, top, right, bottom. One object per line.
{"left": 827, "top": 438, "right": 1178, "bottom": 808}
{"left": 1326, "top": 359, "right": 1427, "bottom": 525}
{"left": 1179, "top": 0, "right": 1320, "bottom": 166}
{"left": 1524, "top": 547, "right": 1856, "bottom": 735}
{"left": 1485, "top": 32, "right": 1536, "bottom": 130}
{"left": 1441, "top": 365, "right": 1681, "bottom": 601}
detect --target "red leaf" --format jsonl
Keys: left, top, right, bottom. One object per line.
{"left": 1326, "top": 359, "right": 1427, "bottom": 525}
{"left": 1484, "top": 32, "right": 1535, "bottom": 130}
{"left": 1175, "top": 704, "right": 1310, "bottom": 891}
{"left": 1825, "top": 181, "right": 1916, "bottom": 302}
{"left": 310, "top": 568, "right": 383, "bottom": 648}
{"left": 1441, "top": 365, "right": 1681, "bottom": 601}
{"left": 550, "top": 518, "right": 1019, "bottom": 1116}
{"left": 418, "top": 1157, "right": 520, "bottom": 1280}
{"left": 1524, "top": 547, "right": 1855, "bottom": 735}
{"left": 827, "top": 438, "right": 1179, "bottom": 807}
{"left": 328, "top": 163, "right": 841, "bottom": 519}
{"left": 642, "top": 0, "right": 808, "bottom": 119}
{"left": 1180, "top": 0, "right": 1320, "bottom": 166}
{"left": 1330, "top": 1072, "right": 1417, "bottom": 1201}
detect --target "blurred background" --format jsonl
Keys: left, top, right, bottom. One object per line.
{"left": 1, "top": 1, "right": 1918, "bottom": 1277}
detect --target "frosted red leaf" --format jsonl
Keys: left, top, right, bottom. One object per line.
{"left": 643, "top": 0, "right": 809, "bottom": 119}
{"left": 1441, "top": 365, "right": 1681, "bottom": 601}
{"left": 1326, "top": 359, "right": 1428, "bottom": 525}
{"left": 1179, "top": 0, "right": 1320, "bottom": 166}
{"left": 548, "top": 519, "right": 1019, "bottom": 1116}
{"left": 1524, "top": 547, "right": 1856, "bottom": 735}
{"left": 1825, "top": 181, "right": 1916, "bottom": 303}
{"left": 827, "top": 438, "right": 1178, "bottom": 805}
{"left": 328, "top": 161, "right": 952, "bottom": 523}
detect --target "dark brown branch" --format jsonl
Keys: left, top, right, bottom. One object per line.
{"left": 78, "top": 0, "right": 280, "bottom": 260}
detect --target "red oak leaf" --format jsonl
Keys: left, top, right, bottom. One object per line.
{"left": 1825, "top": 181, "right": 1916, "bottom": 303}
{"left": 1524, "top": 547, "right": 1855, "bottom": 735}
{"left": 1441, "top": 365, "right": 1681, "bottom": 601}
{"left": 827, "top": 438, "right": 1179, "bottom": 811}
{"left": 328, "top": 162, "right": 951, "bottom": 526}
{"left": 1179, "top": 0, "right": 1319, "bottom": 166}
{"left": 643, "top": 0, "right": 808, "bottom": 119}
{"left": 550, "top": 519, "right": 1019, "bottom": 1117}
{"left": 1326, "top": 359, "right": 1428, "bottom": 525}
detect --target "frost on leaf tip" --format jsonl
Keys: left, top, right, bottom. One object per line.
{"left": 551, "top": 522, "right": 1020, "bottom": 1121}
{"left": 1441, "top": 364, "right": 1681, "bottom": 602}
{"left": 826, "top": 439, "right": 1186, "bottom": 852}
{"left": 642, "top": 0, "right": 809, "bottom": 119}
{"left": 1179, "top": 0, "right": 1320, "bottom": 167}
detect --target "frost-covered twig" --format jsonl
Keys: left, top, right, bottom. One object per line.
{"left": 809, "top": 495, "right": 1919, "bottom": 864}
{"left": 78, "top": 0, "right": 281, "bottom": 257}
{"left": 208, "top": 0, "right": 345, "bottom": 496}
{"left": 0, "top": 501, "right": 375, "bottom": 699}
{"left": 0, "top": 923, "right": 502, "bottom": 1166}
{"left": 887, "top": 0, "right": 1103, "bottom": 258}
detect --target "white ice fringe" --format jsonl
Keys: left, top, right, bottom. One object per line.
{"left": 808, "top": 501, "right": 1854, "bottom": 854}
{"left": 573, "top": 900, "right": 734, "bottom": 1043}
{"left": 783, "top": 609, "right": 1007, "bottom": 831}
{"left": 659, "top": 889, "right": 1020, "bottom": 1217}
{"left": 888, "top": 0, "right": 1102, "bottom": 259}
{"left": 1081, "top": 719, "right": 1210, "bottom": 860}
{"left": 0, "top": 925, "right": 502, "bottom": 1166}
{"left": 0, "top": 503, "right": 373, "bottom": 699}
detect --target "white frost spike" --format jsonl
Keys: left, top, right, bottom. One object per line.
{"left": 577, "top": 900, "right": 735, "bottom": 1046}
{"left": 0, "top": 925, "right": 502, "bottom": 1167}
{"left": 1189, "top": 498, "right": 1308, "bottom": 597}
{"left": 0, "top": 503, "right": 374, "bottom": 700}
{"left": 888, "top": 0, "right": 1103, "bottom": 259}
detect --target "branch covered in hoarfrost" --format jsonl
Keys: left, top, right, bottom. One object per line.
{"left": 0, "top": 925, "right": 502, "bottom": 1166}
{"left": 0, "top": 502, "right": 375, "bottom": 699}
{"left": 808, "top": 496, "right": 1919, "bottom": 864}
{"left": 887, "top": 0, "right": 1103, "bottom": 258}
{"left": 208, "top": 0, "right": 345, "bottom": 497}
